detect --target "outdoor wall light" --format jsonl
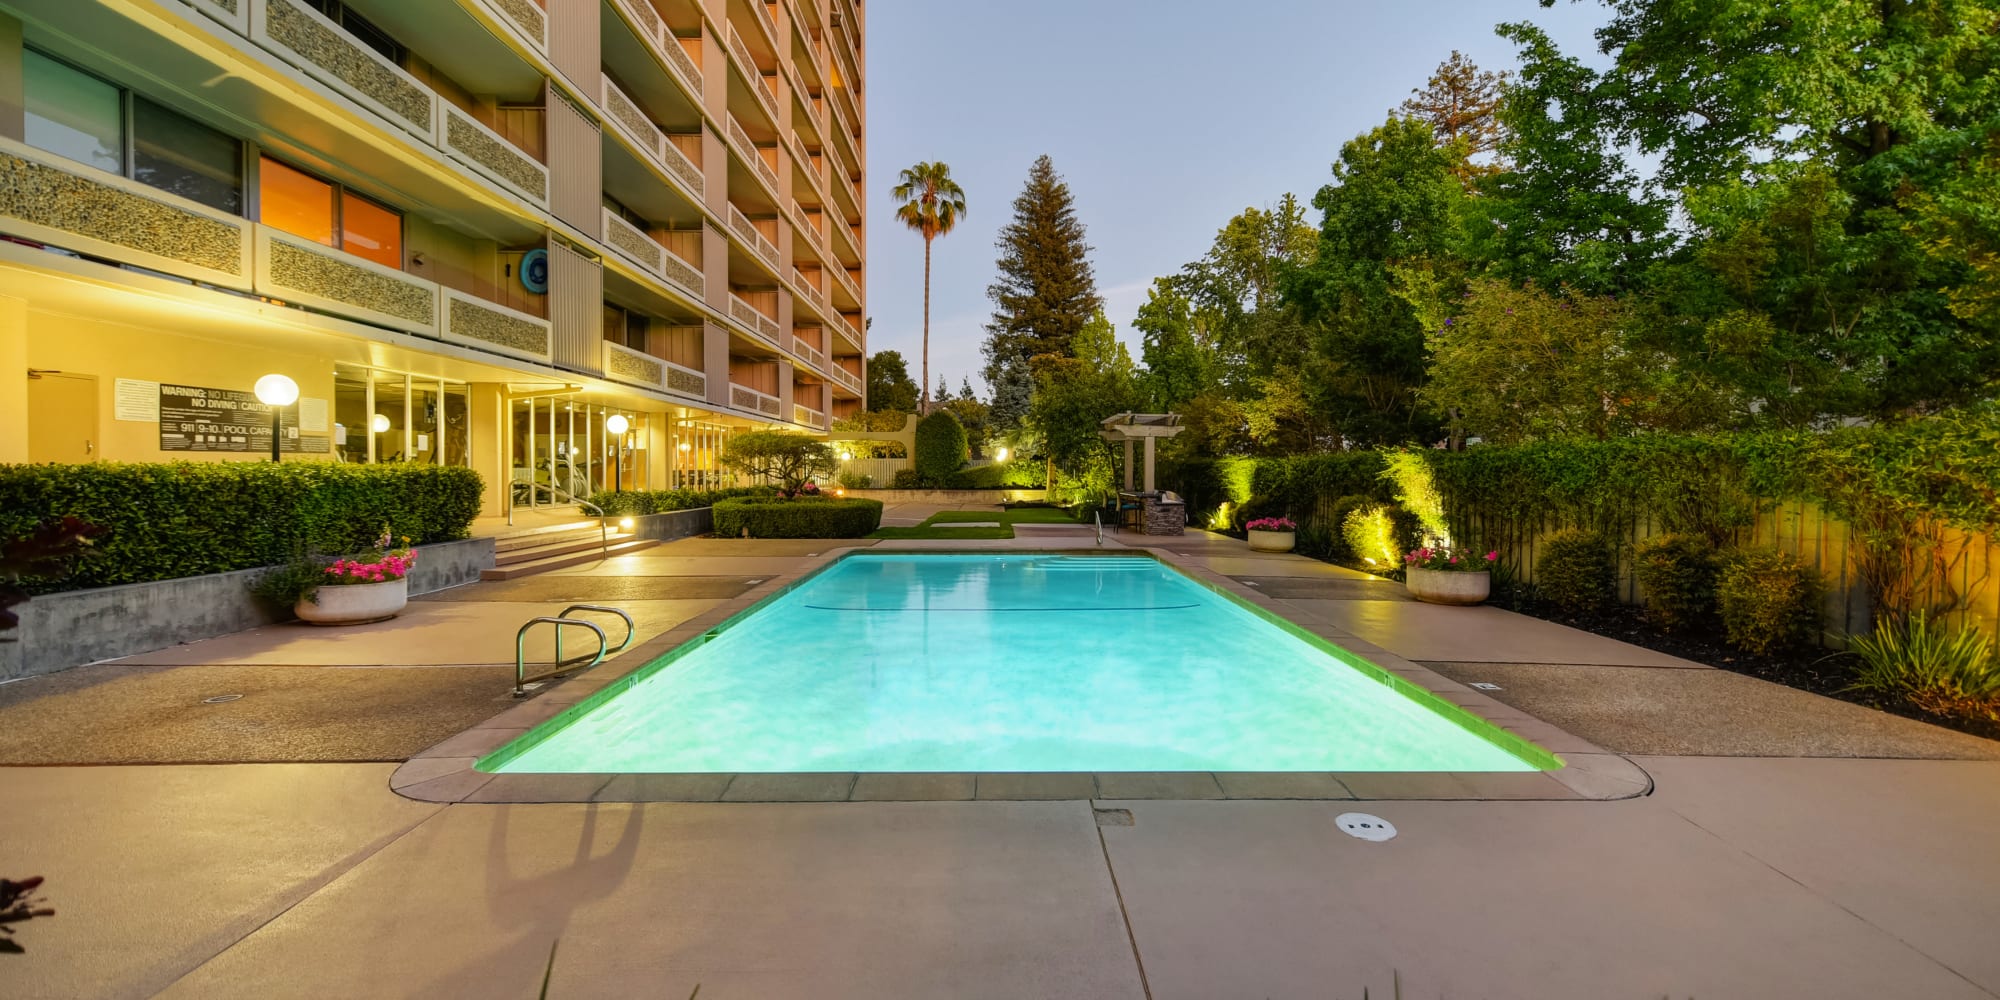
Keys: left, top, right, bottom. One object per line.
{"left": 253, "top": 373, "right": 299, "bottom": 463}
{"left": 619, "top": 518, "right": 635, "bottom": 531}
{"left": 370, "top": 414, "right": 392, "bottom": 434}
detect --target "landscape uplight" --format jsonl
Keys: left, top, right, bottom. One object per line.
{"left": 253, "top": 373, "right": 299, "bottom": 463}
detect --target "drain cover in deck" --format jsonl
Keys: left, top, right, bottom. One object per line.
{"left": 1336, "top": 813, "right": 1397, "bottom": 842}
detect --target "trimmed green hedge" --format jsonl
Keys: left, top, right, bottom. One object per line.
{"left": 0, "top": 462, "right": 484, "bottom": 594}
{"left": 712, "top": 497, "right": 883, "bottom": 538}
{"left": 588, "top": 486, "right": 774, "bottom": 516}
{"left": 1165, "top": 453, "right": 1393, "bottom": 528}
{"left": 914, "top": 411, "right": 969, "bottom": 483}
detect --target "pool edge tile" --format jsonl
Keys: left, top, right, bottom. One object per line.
{"left": 593, "top": 773, "right": 735, "bottom": 802}
{"left": 850, "top": 773, "right": 978, "bottom": 801}
{"left": 721, "top": 772, "right": 859, "bottom": 802}
{"left": 1213, "top": 772, "right": 1355, "bottom": 800}
{"left": 975, "top": 772, "right": 1097, "bottom": 801}
{"left": 1093, "top": 772, "right": 1227, "bottom": 800}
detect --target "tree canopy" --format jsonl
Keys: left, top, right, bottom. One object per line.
{"left": 983, "top": 155, "right": 1102, "bottom": 385}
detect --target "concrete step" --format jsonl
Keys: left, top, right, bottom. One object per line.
{"left": 494, "top": 533, "right": 630, "bottom": 567}
{"left": 480, "top": 538, "right": 659, "bottom": 580}
{"left": 493, "top": 521, "right": 603, "bottom": 554}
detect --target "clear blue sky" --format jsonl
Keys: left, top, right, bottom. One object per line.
{"left": 862, "top": 0, "right": 1611, "bottom": 397}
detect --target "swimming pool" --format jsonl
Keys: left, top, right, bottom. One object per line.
{"left": 480, "top": 553, "right": 1555, "bottom": 775}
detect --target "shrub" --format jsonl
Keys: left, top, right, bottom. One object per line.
{"left": 1846, "top": 611, "right": 2000, "bottom": 719}
{"left": 951, "top": 463, "right": 1042, "bottom": 489}
{"left": 1716, "top": 548, "right": 1825, "bottom": 655}
{"left": 1536, "top": 529, "right": 1615, "bottom": 612}
{"left": 0, "top": 462, "right": 482, "bottom": 594}
{"left": 1325, "top": 494, "right": 1379, "bottom": 562}
{"left": 588, "top": 486, "right": 772, "bottom": 516}
{"left": 890, "top": 468, "right": 926, "bottom": 489}
{"left": 1341, "top": 504, "right": 1420, "bottom": 570}
{"left": 836, "top": 470, "right": 873, "bottom": 490}
{"left": 711, "top": 497, "right": 883, "bottom": 538}
{"left": 720, "top": 431, "right": 835, "bottom": 495}
{"left": 1632, "top": 534, "right": 1720, "bottom": 631}
{"left": 914, "top": 411, "right": 970, "bottom": 483}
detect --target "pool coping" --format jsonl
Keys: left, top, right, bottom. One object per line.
{"left": 390, "top": 543, "right": 1654, "bottom": 804}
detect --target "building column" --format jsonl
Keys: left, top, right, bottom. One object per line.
{"left": 0, "top": 296, "right": 25, "bottom": 463}
{"left": 1143, "top": 435, "right": 1156, "bottom": 493}
{"left": 1122, "top": 437, "right": 1134, "bottom": 491}
{"left": 469, "top": 383, "right": 508, "bottom": 517}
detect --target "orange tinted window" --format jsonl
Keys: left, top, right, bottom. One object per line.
{"left": 258, "top": 157, "right": 334, "bottom": 246}
{"left": 341, "top": 194, "right": 402, "bottom": 268}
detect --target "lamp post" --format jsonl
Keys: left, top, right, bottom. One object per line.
{"left": 605, "top": 413, "right": 630, "bottom": 493}
{"left": 253, "top": 374, "right": 299, "bottom": 463}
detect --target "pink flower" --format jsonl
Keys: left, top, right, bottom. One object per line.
{"left": 1485, "top": 551, "right": 1499, "bottom": 562}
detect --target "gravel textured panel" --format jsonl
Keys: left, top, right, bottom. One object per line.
{"left": 605, "top": 214, "right": 664, "bottom": 268}
{"left": 606, "top": 344, "right": 665, "bottom": 386}
{"left": 0, "top": 663, "right": 522, "bottom": 763}
{"left": 268, "top": 239, "right": 435, "bottom": 324}
{"left": 1423, "top": 661, "right": 2000, "bottom": 760}
{"left": 491, "top": 0, "right": 544, "bottom": 39}
{"left": 414, "top": 575, "right": 759, "bottom": 603}
{"left": 443, "top": 109, "right": 546, "bottom": 199}
{"left": 447, "top": 295, "right": 548, "bottom": 354}
{"left": 0, "top": 152, "right": 244, "bottom": 273}
{"left": 266, "top": 0, "right": 432, "bottom": 131}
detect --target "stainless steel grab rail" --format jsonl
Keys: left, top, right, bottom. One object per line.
{"left": 554, "top": 604, "right": 636, "bottom": 661}
{"left": 515, "top": 618, "right": 606, "bottom": 698}
{"left": 508, "top": 480, "right": 612, "bottom": 560}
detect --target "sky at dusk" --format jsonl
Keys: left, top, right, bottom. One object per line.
{"left": 862, "top": 0, "right": 1612, "bottom": 396}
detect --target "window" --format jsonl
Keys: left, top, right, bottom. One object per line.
{"left": 133, "top": 98, "right": 244, "bottom": 214}
{"left": 24, "top": 51, "right": 245, "bottom": 213}
{"left": 259, "top": 156, "right": 403, "bottom": 266}
{"left": 24, "top": 50, "right": 122, "bottom": 173}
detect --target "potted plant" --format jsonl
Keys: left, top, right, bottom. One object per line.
{"left": 1403, "top": 546, "right": 1498, "bottom": 605}
{"left": 1246, "top": 516, "right": 1297, "bottom": 554}
{"left": 254, "top": 529, "right": 419, "bottom": 625}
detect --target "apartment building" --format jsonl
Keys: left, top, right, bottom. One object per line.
{"left": 0, "top": 0, "right": 866, "bottom": 514}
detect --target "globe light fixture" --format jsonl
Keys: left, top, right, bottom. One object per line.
{"left": 605, "top": 414, "right": 631, "bottom": 492}
{"left": 253, "top": 373, "right": 299, "bottom": 463}
{"left": 371, "top": 413, "right": 392, "bottom": 434}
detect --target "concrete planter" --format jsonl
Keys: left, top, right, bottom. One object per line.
{"left": 296, "top": 578, "right": 409, "bottom": 625}
{"left": 1406, "top": 567, "right": 1490, "bottom": 606}
{"left": 1247, "top": 529, "right": 1296, "bottom": 553}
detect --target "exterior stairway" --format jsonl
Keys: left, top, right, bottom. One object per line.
{"left": 481, "top": 520, "right": 658, "bottom": 580}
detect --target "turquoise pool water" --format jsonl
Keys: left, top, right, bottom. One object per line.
{"left": 485, "top": 554, "right": 1550, "bottom": 774}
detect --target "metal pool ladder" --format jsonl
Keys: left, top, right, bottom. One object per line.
{"left": 515, "top": 604, "right": 636, "bottom": 697}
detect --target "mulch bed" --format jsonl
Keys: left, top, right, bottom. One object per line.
{"left": 1499, "top": 596, "right": 2000, "bottom": 744}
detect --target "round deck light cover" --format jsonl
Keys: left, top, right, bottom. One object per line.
{"left": 1336, "top": 813, "right": 1398, "bottom": 842}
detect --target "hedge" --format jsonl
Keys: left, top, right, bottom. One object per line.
{"left": 712, "top": 497, "right": 883, "bottom": 538}
{"left": 1164, "top": 453, "right": 1393, "bottom": 529}
{"left": 0, "top": 462, "right": 484, "bottom": 594}
{"left": 588, "top": 486, "right": 774, "bottom": 516}
{"left": 914, "top": 411, "right": 969, "bottom": 484}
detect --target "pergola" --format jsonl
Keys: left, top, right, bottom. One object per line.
{"left": 1100, "top": 412, "right": 1185, "bottom": 493}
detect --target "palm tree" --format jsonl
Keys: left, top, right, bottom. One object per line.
{"left": 891, "top": 162, "right": 967, "bottom": 414}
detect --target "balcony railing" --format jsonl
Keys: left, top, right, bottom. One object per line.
{"left": 729, "top": 292, "right": 783, "bottom": 343}
{"left": 479, "top": 0, "right": 546, "bottom": 53}
{"left": 601, "top": 73, "right": 704, "bottom": 199}
{"left": 829, "top": 364, "right": 863, "bottom": 394}
{"left": 611, "top": 0, "right": 704, "bottom": 100}
{"left": 255, "top": 0, "right": 437, "bottom": 140}
{"left": 726, "top": 114, "right": 781, "bottom": 200}
{"left": 791, "top": 266, "right": 827, "bottom": 315}
{"left": 793, "top": 402, "right": 826, "bottom": 429}
{"left": 792, "top": 335, "right": 826, "bottom": 372}
{"left": 829, "top": 262, "right": 862, "bottom": 306}
{"left": 748, "top": 0, "right": 780, "bottom": 60}
{"left": 830, "top": 311, "right": 863, "bottom": 349}
{"left": 0, "top": 138, "right": 558, "bottom": 365}
{"left": 607, "top": 340, "right": 705, "bottom": 398}
{"left": 440, "top": 103, "right": 548, "bottom": 207}
{"left": 727, "top": 203, "right": 782, "bottom": 271}
{"left": 786, "top": 132, "right": 824, "bottom": 200}
{"left": 730, "top": 382, "right": 783, "bottom": 417}
{"left": 789, "top": 199, "right": 826, "bottom": 258}
{"left": 602, "top": 207, "right": 705, "bottom": 298}
{"left": 726, "top": 24, "right": 780, "bottom": 124}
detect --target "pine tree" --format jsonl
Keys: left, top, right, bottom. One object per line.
{"left": 1400, "top": 51, "right": 1509, "bottom": 181}
{"left": 982, "top": 155, "right": 1102, "bottom": 383}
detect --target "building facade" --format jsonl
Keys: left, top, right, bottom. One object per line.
{"left": 0, "top": 0, "right": 866, "bottom": 514}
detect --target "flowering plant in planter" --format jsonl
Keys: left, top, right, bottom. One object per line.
{"left": 1404, "top": 546, "right": 1499, "bottom": 572}
{"left": 253, "top": 529, "right": 418, "bottom": 607}
{"left": 1245, "top": 517, "right": 1297, "bottom": 532}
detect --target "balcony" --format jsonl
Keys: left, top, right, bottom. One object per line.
{"left": 602, "top": 207, "right": 705, "bottom": 299}
{"left": 726, "top": 23, "right": 781, "bottom": 126}
{"left": 601, "top": 74, "right": 705, "bottom": 201}
{"left": 255, "top": 0, "right": 436, "bottom": 141}
{"left": 473, "top": 0, "right": 546, "bottom": 54}
{"left": 726, "top": 113, "right": 782, "bottom": 201}
{"left": 791, "top": 266, "right": 827, "bottom": 317}
{"left": 793, "top": 402, "right": 826, "bottom": 429}
{"left": 789, "top": 200, "right": 826, "bottom": 259}
{"left": 727, "top": 203, "right": 782, "bottom": 272}
{"left": 829, "top": 261, "right": 863, "bottom": 309}
{"left": 439, "top": 103, "right": 548, "bottom": 207}
{"left": 830, "top": 311, "right": 863, "bottom": 351}
{"left": 729, "top": 291, "right": 783, "bottom": 343}
{"left": 791, "top": 334, "right": 826, "bottom": 372}
{"left": 730, "top": 382, "right": 783, "bottom": 417}
{"left": 829, "top": 364, "right": 863, "bottom": 395}
{"left": 604, "top": 340, "right": 706, "bottom": 399}
{"left": 787, "top": 135, "right": 826, "bottom": 204}
{"left": 747, "top": 0, "right": 781, "bottom": 61}
{"left": 609, "top": 0, "right": 704, "bottom": 101}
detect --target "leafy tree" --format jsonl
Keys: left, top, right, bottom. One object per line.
{"left": 1027, "top": 310, "right": 1139, "bottom": 499}
{"left": 1133, "top": 281, "right": 1211, "bottom": 411}
{"left": 987, "top": 363, "right": 1035, "bottom": 440}
{"left": 721, "top": 432, "right": 836, "bottom": 496}
{"left": 892, "top": 161, "right": 968, "bottom": 414}
{"left": 1286, "top": 116, "right": 1465, "bottom": 445}
{"left": 1179, "top": 195, "right": 1319, "bottom": 382}
{"left": 942, "top": 380, "right": 993, "bottom": 458}
{"left": 1400, "top": 50, "right": 1509, "bottom": 182}
{"left": 983, "top": 155, "right": 1102, "bottom": 381}
{"left": 864, "top": 350, "right": 918, "bottom": 413}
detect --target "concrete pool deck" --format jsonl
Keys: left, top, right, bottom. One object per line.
{"left": 6, "top": 511, "right": 2000, "bottom": 996}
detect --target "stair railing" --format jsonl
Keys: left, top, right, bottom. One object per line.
{"left": 509, "top": 478, "right": 611, "bottom": 560}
